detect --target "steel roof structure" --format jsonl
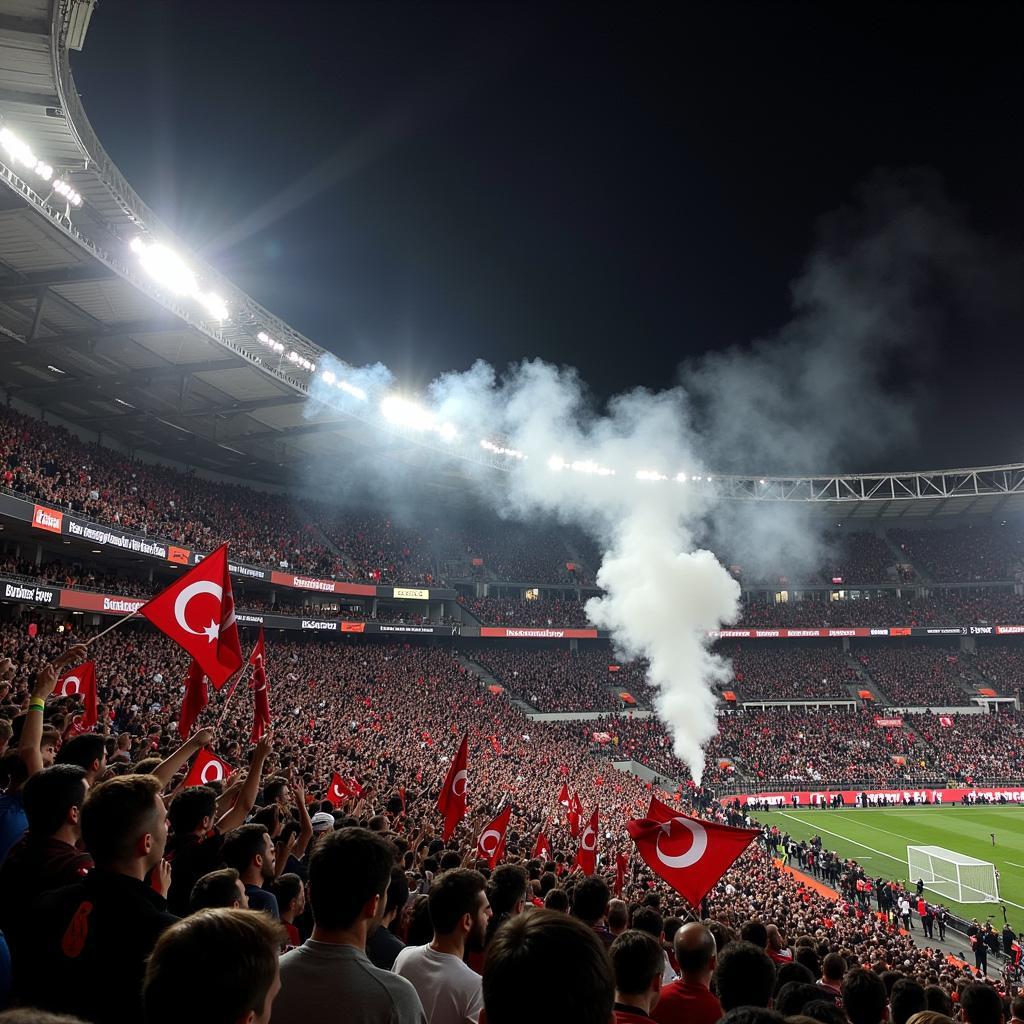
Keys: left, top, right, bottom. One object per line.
{"left": 0, "top": 1, "right": 1021, "bottom": 519}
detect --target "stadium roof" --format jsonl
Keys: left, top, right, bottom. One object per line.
{"left": 0, "top": 1, "right": 1022, "bottom": 519}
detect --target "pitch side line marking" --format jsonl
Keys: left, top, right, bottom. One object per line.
{"left": 773, "top": 812, "right": 1024, "bottom": 910}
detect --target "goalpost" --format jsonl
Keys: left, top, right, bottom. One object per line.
{"left": 907, "top": 845, "right": 999, "bottom": 904}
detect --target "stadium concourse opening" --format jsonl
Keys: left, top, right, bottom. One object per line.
{"left": 1, "top": 2, "right": 1024, "bottom": 1024}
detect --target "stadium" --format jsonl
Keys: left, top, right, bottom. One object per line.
{"left": 0, "top": 3, "right": 1021, "bottom": 1023}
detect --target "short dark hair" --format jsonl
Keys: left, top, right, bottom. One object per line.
{"left": 384, "top": 867, "right": 409, "bottom": 917}
{"left": 959, "top": 984, "right": 1003, "bottom": 1024}
{"left": 429, "top": 869, "right": 487, "bottom": 935}
{"left": 543, "top": 888, "right": 569, "bottom": 913}
{"left": 488, "top": 864, "right": 528, "bottom": 918}
{"left": 890, "top": 979, "right": 927, "bottom": 1024}
{"left": 273, "top": 873, "right": 304, "bottom": 911}
{"left": 715, "top": 940, "right": 776, "bottom": 1011}
{"left": 56, "top": 734, "right": 105, "bottom": 772}
{"left": 610, "top": 929, "right": 664, "bottom": 995}
{"left": 631, "top": 906, "right": 664, "bottom": 939}
{"left": 439, "top": 850, "right": 461, "bottom": 871}
{"left": 740, "top": 920, "right": 769, "bottom": 948}
{"left": 822, "top": 952, "right": 846, "bottom": 982}
{"left": 774, "top": 962, "right": 816, "bottom": 996}
{"left": 221, "top": 824, "right": 270, "bottom": 873}
{"left": 262, "top": 778, "right": 287, "bottom": 804}
{"left": 168, "top": 786, "right": 218, "bottom": 834}
{"left": 775, "top": 982, "right": 824, "bottom": 1017}
{"left": 571, "top": 876, "right": 610, "bottom": 925}
{"left": 483, "top": 910, "right": 613, "bottom": 1024}
{"left": 924, "top": 986, "right": 953, "bottom": 1016}
{"left": 802, "top": 1001, "right": 848, "bottom": 1024}
{"left": 1009, "top": 995, "right": 1024, "bottom": 1022}
{"left": 81, "top": 774, "right": 162, "bottom": 867}
{"left": 841, "top": 968, "right": 888, "bottom": 1024}
{"left": 22, "top": 764, "right": 86, "bottom": 836}
{"left": 308, "top": 827, "right": 395, "bottom": 930}
{"left": 190, "top": 868, "right": 242, "bottom": 912}
{"left": 718, "top": 1008, "right": 785, "bottom": 1024}
{"left": 144, "top": 908, "right": 285, "bottom": 1024}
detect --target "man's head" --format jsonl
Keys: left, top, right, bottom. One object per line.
{"left": 675, "top": 922, "right": 717, "bottom": 981}
{"left": 715, "top": 940, "right": 776, "bottom": 1011}
{"left": 959, "top": 984, "right": 1003, "bottom": 1024}
{"left": 380, "top": 868, "right": 409, "bottom": 927}
{"left": 428, "top": 869, "right": 491, "bottom": 950}
{"left": 822, "top": 952, "right": 846, "bottom": 984}
{"left": 631, "top": 906, "right": 664, "bottom": 941}
{"left": 842, "top": 968, "right": 889, "bottom": 1024}
{"left": 56, "top": 734, "right": 107, "bottom": 783}
{"left": 571, "top": 875, "right": 610, "bottom": 926}
{"left": 607, "top": 898, "right": 629, "bottom": 934}
{"left": 776, "top": 983, "right": 826, "bottom": 1018}
{"left": 890, "top": 979, "right": 927, "bottom": 1024}
{"left": 168, "top": 786, "right": 218, "bottom": 836}
{"left": 274, "top": 873, "right": 305, "bottom": 919}
{"left": 611, "top": 929, "right": 664, "bottom": 1014}
{"left": 487, "top": 864, "right": 528, "bottom": 922}
{"left": 741, "top": 920, "right": 770, "bottom": 949}
{"left": 222, "top": 824, "right": 275, "bottom": 885}
{"left": 1008, "top": 995, "right": 1024, "bottom": 1023}
{"left": 40, "top": 725, "right": 60, "bottom": 767}
{"left": 144, "top": 908, "right": 285, "bottom": 1024}
{"left": 308, "top": 827, "right": 395, "bottom": 935}
{"left": 483, "top": 910, "right": 613, "bottom": 1024}
{"left": 22, "top": 763, "right": 87, "bottom": 840}
{"left": 81, "top": 773, "right": 166, "bottom": 873}
{"left": 190, "top": 868, "right": 248, "bottom": 912}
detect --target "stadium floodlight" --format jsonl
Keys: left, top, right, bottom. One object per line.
{"left": 381, "top": 395, "right": 436, "bottom": 431}
{"left": 437, "top": 421, "right": 459, "bottom": 443}
{"left": 676, "top": 472, "right": 688, "bottom": 483}
{"left": 571, "top": 459, "right": 615, "bottom": 477}
{"left": 636, "top": 469, "right": 667, "bottom": 482}
{"left": 133, "top": 239, "right": 198, "bottom": 295}
{"left": 548, "top": 455, "right": 566, "bottom": 471}
{"left": 481, "top": 439, "right": 526, "bottom": 460}
{"left": 907, "top": 845, "right": 999, "bottom": 903}
{"left": 197, "top": 291, "right": 228, "bottom": 321}
{"left": 0, "top": 127, "right": 36, "bottom": 168}
{"left": 321, "top": 370, "right": 336, "bottom": 385}
{"left": 337, "top": 380, "right": 366, "bottom": 401}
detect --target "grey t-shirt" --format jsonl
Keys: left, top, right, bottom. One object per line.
{"left": 275, "top": 940, "right": 426, "bottom": 1024}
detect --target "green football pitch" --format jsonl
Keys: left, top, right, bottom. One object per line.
{"left": 752, "top": 806, "right": 1024, "bottom": 921}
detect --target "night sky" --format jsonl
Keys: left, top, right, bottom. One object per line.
{"left": 72, "top": 1, "right": 1024, "bottom": 471}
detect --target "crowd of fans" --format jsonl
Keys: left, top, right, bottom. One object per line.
{"left": 720, "top": 644, "right": 859, "bottom": 701}
{"left": 903, "top": 709, "right": 1024, "bottom": 784}
{"left": 0, "top": 618, "right": 1018, "bottom": 1023}
{"left": 461, "top": 593, "right": 592, "bottom": 628}
{"left": 853, "top": 647, "right": 975, "bottom": 707}
{"left": 473, "top": 647, "right": 653, "bottom": 712}
{"left": 890, "top": 527, "right": 1024, "bottom": 583}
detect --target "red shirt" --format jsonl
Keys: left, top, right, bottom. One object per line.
{"left": 615, "top": 1007, "right": 654, "bottom": 1024}
{"left": 652, "top": 979, "right": 723, "bottom": 1024}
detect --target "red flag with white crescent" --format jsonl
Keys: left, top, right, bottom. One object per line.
{"left": 326, "top": 772, "right": 351, "bottom": 808}
{"left": 476, "top": 805, "right": 512, "bottom": 868}
{"left": 248, "top": 627, "right": 271, "bottom": 742}
{"left": 183, "top": 748, "right": 233, "bottom": 788}
{"left": 574, "top": 807, "right": 599, "bottom": 876}
{"left": 177, "top": 659, "right": 208, "bottom": 740}
{"left": 615, "top": 851, "right": 629, "bottom": 896}
{"left": 437, "top": 734, "right": 468, "bottom": 840}
{"left": 139, "top": 543, "right": 242, "bottom": 689}
{"left": 54, "top": 661, "right": 98, "bottom": 732}
{"left": 568, "top": 791, "right": 584, "bottom": 838}
{"left": 626, "top": 797, "right": 759, "bottom": 907}
{"left": 557, "top": 783, "right": 570, "bottom": 807}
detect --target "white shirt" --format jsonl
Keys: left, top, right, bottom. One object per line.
{"left": 392, "top": 944, "right": 483, "bottom": 1024}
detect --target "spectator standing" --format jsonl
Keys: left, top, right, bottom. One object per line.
{"left": 392, "top": 869, "right": 490, "bottom": 1024}
{"left": 653, "top": 923, "right": 721, "bottom": 1024}
{"left": 611, "top": 930, "right": 666, "bottom": 1023}
{"left": 273, "top": 827, "right": 425, "bottom": 1024}
{"left": 222, "top": 823, "right": 279, "bottom": 918}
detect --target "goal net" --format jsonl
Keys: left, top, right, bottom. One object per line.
{"left": 907, "top": 845, "right": 999, "bottom": 903}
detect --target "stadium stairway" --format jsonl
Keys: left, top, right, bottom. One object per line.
{"left": 883, "top": 531, "right": 928, "bottom": 582}
{"left": 452, "top": 653, "right": 538, "bottom": 713}
{"left": 843, "top": 655, "right": 886, "bottom": 703}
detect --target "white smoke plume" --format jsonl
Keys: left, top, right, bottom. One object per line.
{"left": 304, "top": 172, "right": 1000, "bottom": 781}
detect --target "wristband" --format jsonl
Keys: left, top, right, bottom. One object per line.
{"left": 29, "top": 699, "right": 45, "bottom": 712}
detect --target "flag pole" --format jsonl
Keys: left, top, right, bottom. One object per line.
{"left": 216, "top": 663, "right": 251, "bottom": 729}
{"left": 84, "top": 609, "right": 140, "bottom": 645}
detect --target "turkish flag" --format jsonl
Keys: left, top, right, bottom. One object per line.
{"left": 568, "top": 791, "right": 584, "bottom": 838}
{"left": 54, "top": 661, "right": 98, "bottom": 731}
{"left": 326, "top": 772, "right": 351, "bottom": 808}
{"left": 534, "top": 831, "right": 551, "bottom": 861}
{"left": 248, "top": 628, "right": 271, "bottom": 742}
{"left": 183, "top": 748, "right": 233, "bottom": 788}
{"left": 437, "top": 735, "right": 468, "bottom": 840}
{"left": 575, "top": 807, "right": 599, "bottom": 876}
{"left": 615, "top": 851, "right": 629, "bottom": 896}
{"left": 557, "top": 783, "right": 570, "bottom": 807}
{"left": 139, "top": 543, "right": 242, "bottom": 689}
{"left": 476, "top": 805, "right": 512, "bottom": 868}
{"left": 177, "top": 659, "right": 208, "bottom": 740}
{"left": 626, "top": 798, "right": 759, "bottom": 907}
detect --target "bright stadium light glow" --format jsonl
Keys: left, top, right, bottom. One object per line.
{"left": 321, "top": 370, "right": 336, "bottom": 385}
{"left": 0, "top": 128, "right": 78, "bottom": 204}
{"left": 437, "top": 421, "right": 459, "bottom": 442}
{"left": 46, "top": 364, "right": 65, "bottom": 375}
{"left": 481, "top": 439, "right": 526, "bottom": 459}
{"left": 129, "top": 238, "right": 230, "bottom": 321}
{"left": 337, "top": 379, "right": 367, "bottom": 401}
{"left": 636, "top": 469, "right": 668, "bottom": 481}
{"left": 571, "top": 459, "right": 615, "bottom": 477}
{"left": 548, "top": 455, "right": 566, "bottom": 471}
{"left": 381, "top": 395, "right": 434, "bottom": 430}
{"left": 675, "top": 472, "right": 688, "bottom": 483}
